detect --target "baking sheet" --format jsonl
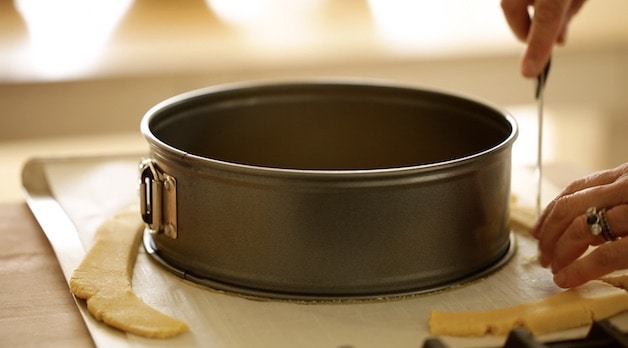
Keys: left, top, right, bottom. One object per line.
{"left": 21, "top": 154, "right": 628, "bottom": 348}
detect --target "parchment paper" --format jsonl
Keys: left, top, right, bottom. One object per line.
{"left": 25, "top": 155, "right": 628, "bottom": 347}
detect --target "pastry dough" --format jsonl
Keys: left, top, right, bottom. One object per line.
{"left": 70, "top": 209, "right": 188, "bottom": 338}
{"left": 456, "top": 197, "right": 628, "bottom": 338}
{"left": 429, "top": 281, "right": 628, "bottom": 337}
{"left": 509, "top": 195, "right": 537, "bottom": 234}
{"left": 601, "top": 273, "right": 628, "bottom": 290}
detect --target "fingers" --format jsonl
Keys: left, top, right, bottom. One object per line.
{"left": 533, "top": 163, "right": 628, "bottom": 240}
{"left": 521, "top": 0, "right": 573, "bottom": 77}
{"left": 535, "top": 184, "right": 618, "bottom": 268}
{"left": 551, "top": 204, "right": 628, "bottom": 274}
{"left": 501, "top": 0, "right": 588, "bottom": 77}
{"left": 501, "top": 0, "right": 534, "bottom": 42}
{"left": 553, "top": 238, "right": 628, "bottom": 288}
{"left": 555, "top": 0, "right": 587, "bottom": 44}
{"left": 533, "top": 164, "right": 628, "bottom": 268}
{"left": 532, "top": 163, "right": 628, "bottom": 288}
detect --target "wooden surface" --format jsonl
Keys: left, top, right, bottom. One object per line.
{"left": 0, "top": 203, "right": 94, "bottom": 347}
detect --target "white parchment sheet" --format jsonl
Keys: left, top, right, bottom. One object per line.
{"left": 27, "top": 155, "right": 628, "bottom": 348}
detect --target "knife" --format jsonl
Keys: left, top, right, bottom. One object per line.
{"left": 535, "top": 58, "right": 551, "bottom": 217}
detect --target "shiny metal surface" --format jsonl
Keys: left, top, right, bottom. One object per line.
{"left": 140, "top": 81, "right": 518, "bottom": 300}
{"left": 535, "top": 58, "right": 552, "bottom": 217}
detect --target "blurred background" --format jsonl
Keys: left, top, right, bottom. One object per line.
{"left": 1, "top": 0, "right": 628, "bottom": 202}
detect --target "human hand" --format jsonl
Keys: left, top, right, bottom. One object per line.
{"left": 532, "top": 163, "right": 628, "bottom": 288}
{"left": 501, "top": 0, "right": 587, "bottom": 78}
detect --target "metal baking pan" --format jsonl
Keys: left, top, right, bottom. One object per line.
{"left": 140, "top": 81, "right": 518, "bottom": 300}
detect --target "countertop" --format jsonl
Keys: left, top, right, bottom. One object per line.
{"left": 0, "top": 135, "right": 142, "bottom": 346}
{"left": 0, "top": 202, "right": 94, "bottom": 347}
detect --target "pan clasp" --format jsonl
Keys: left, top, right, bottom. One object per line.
{"left": 139, "top": 159, "right": 178, "bottom": 239}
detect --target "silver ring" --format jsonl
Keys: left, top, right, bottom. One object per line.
{"left": 586, "top": 207, "right": 618, "bottom": 242}
{"left": 598, "top": 208, "right": 618, "bottom": 242}
{"left": 586, "top": 207, "right": 603, "bottom": 236}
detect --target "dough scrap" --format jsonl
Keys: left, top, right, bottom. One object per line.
{"left": 509, "top": 195, "right": 537, "bottom": 234}
{"left": 601, "top": 273, "right": 628, "bottom": 290}
{"left": 70, "top": 209, "right": 188, "bottom": 338}
{"left": 433, "top": 196, "right": 628, "bottom": 337}
{"left": 429, "top": 281, "right": 628, "bottom": 337}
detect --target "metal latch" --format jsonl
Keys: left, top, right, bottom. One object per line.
{"left": 139, "top": 158, "right": 178, "bottom": 239}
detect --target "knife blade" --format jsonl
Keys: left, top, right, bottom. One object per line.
{"left": 535, "top": 58, "right": 551, "bottom": 217}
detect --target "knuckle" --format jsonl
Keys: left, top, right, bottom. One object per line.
{"left": 562, "top": 177, "right": 587, "bottom": 194}
{"left": 549, "top": 195, "right": 572, "bottom": 221}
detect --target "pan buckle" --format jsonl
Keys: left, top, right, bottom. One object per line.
{"left": 139, "top": 159, "right": 178, "bottom": 239}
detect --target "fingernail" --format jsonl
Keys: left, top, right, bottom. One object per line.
{"left": 553, "top": 272, "right": 567, "bottom": 288}
{"left": 522, "top": 59, "right": 537, "bottom": 78}
{"left": 550, "top": 262, "right": 562, "bottom": 275}
{"left": 538, "top": 252, "right": 549, "bottom": 267}
{"left": 531, "top": 227, "right": 541, "bottom": 239}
